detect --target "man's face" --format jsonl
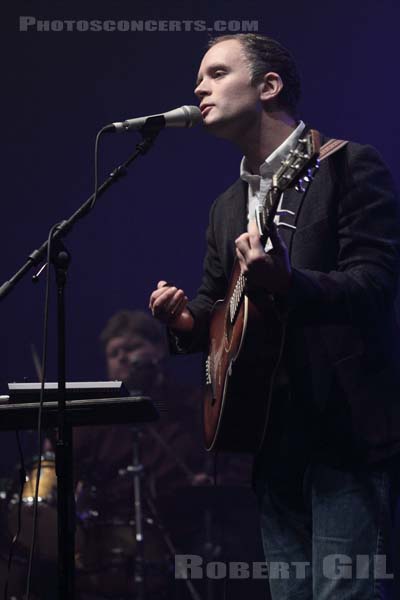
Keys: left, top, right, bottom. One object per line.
{"left": 194, "top": 39, "right": 261, "bottom": 140}
{"left": 105, "top": 334, "right": 165, "bottom": 391}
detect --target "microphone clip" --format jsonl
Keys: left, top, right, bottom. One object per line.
{"left": 137, "top": 126, "right": 161, "bottom": 155}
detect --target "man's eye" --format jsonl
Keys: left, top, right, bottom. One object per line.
{"left": 213, "top": 70, "right": 225, "bottom": 78}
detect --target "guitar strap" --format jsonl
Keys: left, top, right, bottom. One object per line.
{"left": 319, "top": 138, "right": 348, "bottom": 161}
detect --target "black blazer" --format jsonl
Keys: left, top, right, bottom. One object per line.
{"left": 174, "top": 138, "right": 400, "bottom": 463}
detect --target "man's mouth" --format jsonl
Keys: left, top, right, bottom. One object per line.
{"left": 200, "top": 104, "right": 213, "bottom": 116}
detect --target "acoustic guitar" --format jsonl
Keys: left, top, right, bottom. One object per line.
{"left": 204, "top": 130, "right": 321, "bottom": 453}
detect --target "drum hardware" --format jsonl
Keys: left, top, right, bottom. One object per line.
{"left": 75, "top": 422, "right": 203, "bottom": 600}
{"left": 132, "top": 424, "right": 204, "bottom": 600}
{"left": 113, "top": 423, "right": 199, "bottom": 599}
{"left": 75, "top": 427, "right": 173, "bottom": 599}
{"left": 131, "top": 426, "right": 145, "bottom": 600}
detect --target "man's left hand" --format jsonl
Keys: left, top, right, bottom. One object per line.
{"left": 235, "top": 220, "right": 292, "bottom": 295}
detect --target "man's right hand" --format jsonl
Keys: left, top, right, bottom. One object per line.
{"left": 149, "top": 280, "right": 194, "bottom": 332}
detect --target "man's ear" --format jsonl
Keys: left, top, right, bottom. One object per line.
{"left": 258, "top": 72, "right": 283, "bottom": 103}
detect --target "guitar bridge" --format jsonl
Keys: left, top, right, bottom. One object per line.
{"left": 206, "top": 355, "right": 217, "bottom": 405}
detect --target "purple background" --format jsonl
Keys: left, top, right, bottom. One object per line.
{"left": 1, "top": 0, "right": 400, "bottom": 468}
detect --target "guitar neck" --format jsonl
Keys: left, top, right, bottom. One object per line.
{"left": 257, "top": 185, "right": 282, "bottom": 247}
{"left": 232, "top": 187, "right": 282, "bottom": 320}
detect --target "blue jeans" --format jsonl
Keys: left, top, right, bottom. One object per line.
{"left": 257, "top": 461, "right": 400, "bottom": 600}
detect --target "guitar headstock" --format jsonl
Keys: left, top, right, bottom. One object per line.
{"left": 256, "top": 129, "right": 321, "bottom": 242}
{"left": 272, "top": 129, "right": 321, "bottom": 193}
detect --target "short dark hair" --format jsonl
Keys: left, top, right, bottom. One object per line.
{"left": 208, "top": 34, "right": 301, "bottom": 118}
{"left": 100, "top": 309, "right": 168, "bottom": 355}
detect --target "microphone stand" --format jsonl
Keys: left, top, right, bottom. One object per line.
{"left": 0, "top": 126, "right": 161, "bottom": 600}
{"left": 53, "top": 239, "right": 75, "bottom": 599}
{"left": 131, "top": 426, "right": 146, "bottom": 600}
{"left": 0, "top": 127, "right": 159, "bottom": 303}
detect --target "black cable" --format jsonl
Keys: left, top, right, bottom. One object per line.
{"left": 89, "top": 126, "right": 110, "bottom": 211}
{"left": 3, "top": 431, "right": 27, "bottom": 600}
{"left": 25, "top": 221, "right": 60, "bottom": 600}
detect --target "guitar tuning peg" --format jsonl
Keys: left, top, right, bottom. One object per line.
{"left": 295, "top": 179, "right": 306, "bottom": 193}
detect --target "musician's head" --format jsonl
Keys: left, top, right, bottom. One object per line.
{"left": 195, "top": 33, "right": 301, "bottom": 140}
{"left": 100, "top": 309, "right": 168, "bottom": 392}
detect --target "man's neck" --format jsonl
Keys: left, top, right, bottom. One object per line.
{"left": 240, "top": 110, "right": 298, "bottom": 174}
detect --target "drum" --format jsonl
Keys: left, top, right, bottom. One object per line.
{"left": 75, "top": 482, "right": 173, "bottom": 598}
{"left": 6, "top": 452, "right": 58, "bottom": 563}
{"left": 0, "top": 453, "right": 60, "bottom": 599}
{"left": 0, "top": 456, "right": 173, "bottom": 598}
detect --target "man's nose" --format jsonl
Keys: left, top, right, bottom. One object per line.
{"left": 194, "top": 80, "right": 210, "bottom": 99}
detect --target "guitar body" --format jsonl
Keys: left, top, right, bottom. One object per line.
{"left": 204, "top": 261, "right": 284, "bottom": 453}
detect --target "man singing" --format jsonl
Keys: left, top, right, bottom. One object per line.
{"left": 149, "top": 33, "right": 400, "bottom": 599}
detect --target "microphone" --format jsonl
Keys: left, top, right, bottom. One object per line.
{"left": 105, "top": 105, "right": 202, "bottom": 133}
